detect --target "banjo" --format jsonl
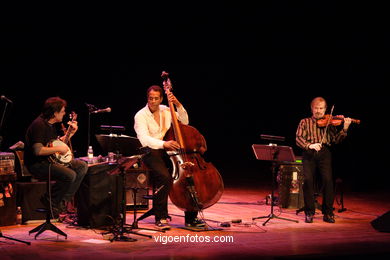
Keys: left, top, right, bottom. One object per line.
{"left": 47, "top": 111, "right": 77, "bottom": 166}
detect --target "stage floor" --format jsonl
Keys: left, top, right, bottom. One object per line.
{"left": 1, "top": 181, "right": 390, "bottom": 260}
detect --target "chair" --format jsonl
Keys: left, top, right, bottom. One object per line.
{"left": 14, "top": 150, "right": 33, "bottom": 182}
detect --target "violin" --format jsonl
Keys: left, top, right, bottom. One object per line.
{"left": 317, "top": 114, "right": 360, "bottom": 127}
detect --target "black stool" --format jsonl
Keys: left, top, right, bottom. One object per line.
{"left": 137, "top": 185, "right": 172, "bottom": 222}
{"left": 29, "top": 179, "right": 67, "bottom": 239}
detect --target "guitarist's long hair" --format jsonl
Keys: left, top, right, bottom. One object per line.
{"left": 41, "top": 96, "right": 67, "bottom": 120}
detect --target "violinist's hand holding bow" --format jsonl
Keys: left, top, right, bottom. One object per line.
{"left": 309, "top": 143, "right": 322, "bottom": 152}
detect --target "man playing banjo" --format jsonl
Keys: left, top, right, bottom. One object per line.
{"left": 24, "top": 97, "right": 88, "bottom": 216}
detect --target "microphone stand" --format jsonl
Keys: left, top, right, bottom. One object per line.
{"left": 85, "top": 103, "right": 97, "bottom": 149}
{"left": 0, "top": 101, "right": 10, "bottom": 148}
{"left": 1, "top": 100, "right": 31, "bottom": 245}
{"left": 0, "top": 230, "right": 31, "bottom": 245}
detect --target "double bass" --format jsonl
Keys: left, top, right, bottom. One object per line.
{"left": 162, "top": 71, "right": 224, "bottom": 212}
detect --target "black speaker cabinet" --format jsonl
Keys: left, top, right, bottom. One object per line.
{"left": 75, "top": 163, "right": 122, "bottom": 228}
{"left": 16, "top": 181, "right": 47, "bottom": 223}
{"left": 125, "top": 169, "right": 149, "bottom": 210}
{"left": 371, "top": 211, "right": 390, "bottom": 232}
{"left": 277, "top": 163, "right": 304, "bottom": 209}
{"left": 0, "top": 174, "right": 17, "bottom": 226}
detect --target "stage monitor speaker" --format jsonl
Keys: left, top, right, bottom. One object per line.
{"left": 75, "top": 164, "right": 121, "bottom": 228}
{"left": 0, "top": 174, "right": 17, "bottom": 226}
{"left": 125, "top": 170, "right": 149, "bottom": 210}
{"left": 277, "top": 163, "right": 304, "bottom": 209}
{"left": 371, "top": 211, "right": 390, "bottom": 233}
{"left": 126, "top": 188, "right": 149, "bottom": 210}
{"left": 16, "top": 181, "right": 47, "bottom": 223}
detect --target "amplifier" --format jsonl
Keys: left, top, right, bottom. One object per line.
{"left": 277, "top": 163, "right": 304, "bottom": 209}
{"left": 16, "top": 182, "right": 47, "bottom": 223}
{"left": 0, "top": 152, "right": 15, "bottom": 175}
{"left": 125, "top": 168, "right": 149, "bottom": 210}
{"left": 0, "top": 174, "right": 17, "bottom": 226}
{"left": 75, "top": 163, "right": 122, "bottom": 228}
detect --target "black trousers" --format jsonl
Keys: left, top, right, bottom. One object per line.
{"left": 142, "top": 149, "right": 172, "bottom": 221}
{"left": 302, "top": 146, "right": 334, "bottom": 215}
{"left": 142, "top": 149, "right": 198, "bottom": 223}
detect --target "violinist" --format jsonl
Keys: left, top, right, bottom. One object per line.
{"left": 296, "top": 97, "right": 352, "bottom": 223}
{"left": 134, "top": 85, "right": 205, "bottom": 230}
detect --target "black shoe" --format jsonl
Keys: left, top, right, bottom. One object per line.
{"left": 323, "top": 214, "right": 335, "bottom": 223}
{"left": 155, "top": 219, "right": 171, "bottom": 230}
{"left": 305, "top": 214, "right": 314, "bottom": 223}
{"left": 185, "top": 218, "right": 206, "bottom": 227}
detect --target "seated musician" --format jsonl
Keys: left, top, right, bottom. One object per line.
{"left": 134, "top": 85, "right": 205, "bottom": 230}
{"left": 24, "top": 96, "right": 88, "bottom": 216}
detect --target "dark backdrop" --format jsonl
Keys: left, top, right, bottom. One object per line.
{"left": 1, "top": 2, "right": 388, "bottom": 191}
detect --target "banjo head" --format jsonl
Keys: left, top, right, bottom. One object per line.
{"left": 50, "top": 140, "right": 73, "bottom": 164}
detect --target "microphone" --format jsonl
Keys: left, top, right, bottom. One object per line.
{"left": 1, "top": 95, "right": 13, "bottom": 104}
{"left": 91, "top": 107, "right": 111, "bottom": 114}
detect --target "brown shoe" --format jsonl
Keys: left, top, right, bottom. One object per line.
{"left": 305, "top": 214, "right": 314, "bottom": 223}
{"left": 323, "top": 214, "right": 335, "bottom": 223}
{"left": 155, "top": 219, "right": 171, "bottom": 230}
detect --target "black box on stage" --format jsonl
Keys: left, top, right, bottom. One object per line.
{"left": 277, "top": 163, "right": 304, "bottom": 209}
{"left": 0, "top": 174, "right": 17, "bottom": 226}
{"left": 75, "top": 163, "right": 122, "bottom": 228}
{"left": 16, "top": 181, "right": 47, "bottom": 223}
{"left": 125, "top": 169, "right": 149, "bottom": 210}
{"left": 371, "top": 211, "right": 390, "bottom": 233}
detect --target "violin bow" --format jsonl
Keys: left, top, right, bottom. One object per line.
{"left": 320, "top": 105, "right": 335, "bottom": 145}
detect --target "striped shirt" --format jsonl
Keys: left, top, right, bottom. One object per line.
{"left": 296, "top": 116, "right": 347, "bottom": 150}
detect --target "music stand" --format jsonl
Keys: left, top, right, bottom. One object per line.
{"left": 95, "top": 134, "right": 142, "bottom": 156}
{"left": 97, "top": 137, "right": 158, "bottom": 242}
{"left": 252, "top": 144, "right": 299, "bottom": 225}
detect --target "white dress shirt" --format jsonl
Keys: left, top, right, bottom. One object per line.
{"left": 134, "top": 104, "right": 189, "bottom": 149}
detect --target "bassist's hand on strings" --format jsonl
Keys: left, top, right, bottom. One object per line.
{"left": 163, "top": 140, "right": 181, "bottom": 151}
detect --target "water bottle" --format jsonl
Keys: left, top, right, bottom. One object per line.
{"left": 16, "top": 206, "right": 22, "bottom": 225}
{"left": 87, "top": 146, "right": 94, "bottom": 164}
